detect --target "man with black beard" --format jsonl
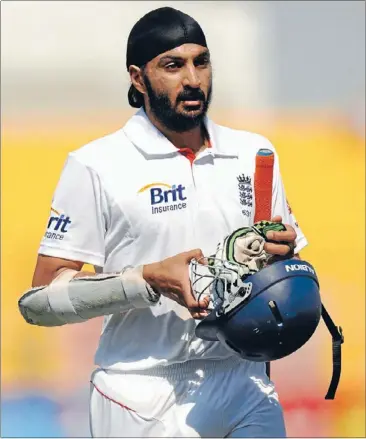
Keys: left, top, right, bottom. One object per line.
{"left": 25, "top": 6, "right": 305, "bottom": 438}
{"left": 127, "top": 7, "right": 213, "bottom": 153}
{"left": 142, "top": 70, "right": 212, "bottom": 133}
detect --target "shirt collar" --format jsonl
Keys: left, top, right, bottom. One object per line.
{"left": 123, "top": 108, "right": 238, "bottom": 159}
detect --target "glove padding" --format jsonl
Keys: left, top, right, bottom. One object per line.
{"left": 220, "top": 229, "right": 266, "bottom": 269}
{"left": 212, "top": 220, "right": 287, "bottom": 275}
{"left": 191, "top": 221, "right": 288, "bottom": 313}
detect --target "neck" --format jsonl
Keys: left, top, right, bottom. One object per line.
{"left": 145, "top": 109, "right": 207, "bottom": 154}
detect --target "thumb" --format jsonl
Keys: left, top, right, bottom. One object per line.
{"left": 271, "top": 215, "right": 282, "bottom": 223}
{"left": 185, "top": 248, "right": 204, "bottom": 263}
{"left": 184, "top": 276, "right": 209, "bottom": 310}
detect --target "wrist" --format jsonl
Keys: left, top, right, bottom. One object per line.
{"left": 122, "top": 265, "right": 160, "bottom": 306}
{"left": 142, "top": 262, "right": 159, "bottom": 291}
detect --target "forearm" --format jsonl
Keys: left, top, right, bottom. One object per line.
{"left": 19, "top": 265, "right": 160, "bottom": 327}
{"left": 73, "top": 270, "right": 99, "bottom": 278}
{"left": 32, "top": 256, "right": 83, "bottom": 288}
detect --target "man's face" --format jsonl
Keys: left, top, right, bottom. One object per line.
{"left": 142, "top": 44, "right": 212, "bottom": 132}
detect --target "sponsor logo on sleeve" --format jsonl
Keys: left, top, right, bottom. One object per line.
{"left": 44, "top": 207, "right": 72, "bottom": 241}
{"left": 138, "top": 182, "right": 187, "bottom": 215}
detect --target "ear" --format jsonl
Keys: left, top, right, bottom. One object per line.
{"left": 129, "top": 65, "right": 146, "bottom": 95}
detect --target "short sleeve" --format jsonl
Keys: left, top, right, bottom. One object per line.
{"left": 271, "top": 151, "right": 308, "bottom": 254}
{"left": 38, "top": 154, "right": 106, "bottom": 267}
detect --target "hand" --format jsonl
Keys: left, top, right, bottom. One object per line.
{"left": 264, "top": 216, "right": 297, "bottom": 259}
{"left": 142, "top": 249, "right": 210, "bottom": 319}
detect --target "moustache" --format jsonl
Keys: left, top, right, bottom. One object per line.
{"left": 177, "top": 89, "right": 205, "bottom": 102}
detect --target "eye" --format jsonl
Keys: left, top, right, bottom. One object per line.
{"left": 195, "top": 56, "right": 210, "bottom": 67}
{"left": 165, "top": 62, "right": 181, "bottom": 70}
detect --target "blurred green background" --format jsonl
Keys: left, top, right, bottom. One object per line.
{"left": 1, "top": 1, "right": 365, "bottom": 437}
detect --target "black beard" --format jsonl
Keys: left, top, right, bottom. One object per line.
{"left": 144, "top": 74, "right": 212, "bottom": 133}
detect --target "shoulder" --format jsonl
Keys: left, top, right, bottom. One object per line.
{"left": 66, "top": 127, "right": 133, "bottom": 172}
{"left": 211, "top": 120, "right": 278, "bottom": 157}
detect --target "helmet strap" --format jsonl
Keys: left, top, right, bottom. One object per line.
{"left": 321, "top": 304, "right": 344, "bottom": 399}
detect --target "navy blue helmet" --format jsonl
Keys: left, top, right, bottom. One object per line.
{"left": 191, "top": 258, "right": 343, "bottom": 399}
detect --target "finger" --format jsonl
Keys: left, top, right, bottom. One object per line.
{"left": 198, "top": 257, "right": 209, "bottom": 266}
{"left": 266, "top": 230, "right": 296, "bottom": 243}
{"left": 197, "top": 295, "right": 210, "bottom": 309}
{"left": 185, "top": 248, "right": 204, "bottom": 263}
{"left": 167, "top": 292, "right": 186, "bottom": 307}
{"left": 184, "top": 287, "right": 210, "bottom": 310}
{"left": 189, "top": 304, "right": 210, "bottom": 318}
{"left": 190, "top": 310, "right": 209, "bottom": 320}
{"left": 166, "top": 290, "right": 193, "bottom": 309}
{"left": 271, "top": 215, "right": 282, "bottom": 223}
{"left": 183, "top": 289, "right": 200, "bottom": 309}
{"left": 264, "top": 242, "right": 293, "bottom": 256}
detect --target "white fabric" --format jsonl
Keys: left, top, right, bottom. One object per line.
{"left": 38, "top": 108, "right": 308, "bottom": 372}
{"left": 89, "top": 360, "right": 286, "bottom": 438}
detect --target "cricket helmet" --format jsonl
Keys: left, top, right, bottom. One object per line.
{"left": 191, "top": 258, "right": 322, "bottom": 362}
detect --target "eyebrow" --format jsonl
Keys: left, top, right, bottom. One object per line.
{"left": 159, "top": 50, "right": 210, "bottom": 64}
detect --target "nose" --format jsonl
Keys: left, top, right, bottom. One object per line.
{"left": 182, "top": 64, "right": 201, "bottom": 88}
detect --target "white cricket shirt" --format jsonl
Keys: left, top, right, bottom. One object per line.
{"left": 38, "top": 109, "right": 307, "bottom": 372}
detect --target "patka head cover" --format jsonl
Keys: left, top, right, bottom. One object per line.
{"left": 126, "top": 7, "right": 208, "bottom": 70}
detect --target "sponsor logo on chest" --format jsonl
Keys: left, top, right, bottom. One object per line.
{"left": 138, "top": 182, "right": 188, "bottom": 215}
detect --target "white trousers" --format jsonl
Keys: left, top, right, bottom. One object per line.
{"left": 89, "top": 358, "right": 286, "bottom": 438}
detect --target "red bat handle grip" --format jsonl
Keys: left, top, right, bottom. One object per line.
{"left": 254, "top": 149, "right": 274, "bottom": 223}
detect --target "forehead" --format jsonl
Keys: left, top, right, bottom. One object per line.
{"left": 153, "top": 43, "right": 209, "bottom": 62}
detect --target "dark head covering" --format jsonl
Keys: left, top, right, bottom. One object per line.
{"left": 126, "top": 7, "right": 208, "bottom": 108}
